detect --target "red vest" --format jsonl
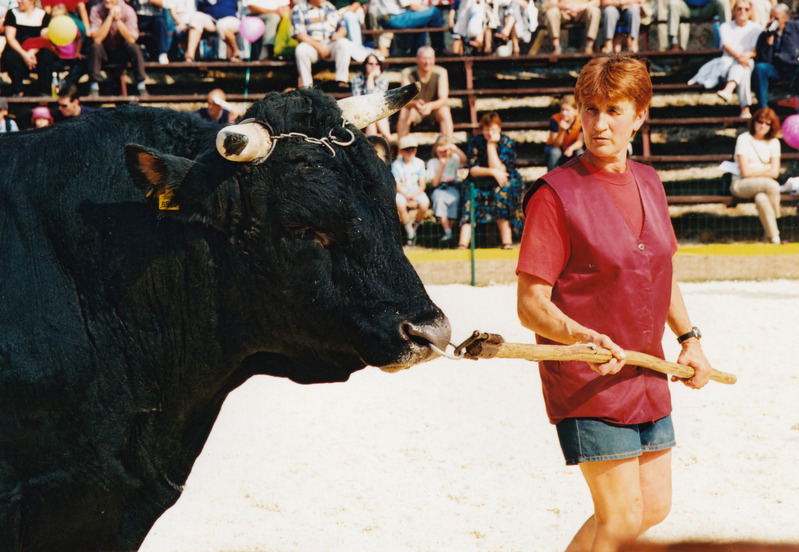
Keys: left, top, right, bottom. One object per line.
{"left": 534, "top": 158, "right": 674, "bottom": 425}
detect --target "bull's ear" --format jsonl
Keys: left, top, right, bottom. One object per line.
{"left": 125, "top": 144, "right": 195, "bottom": 210}
{"left": 367, "top": 136, "right": 392, "bottom": 164}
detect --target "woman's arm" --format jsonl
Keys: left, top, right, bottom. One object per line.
{"left": 666, "top": 274, "right": 713, "bottom": 388}
{"left": 517, "top": 272, "right": 627, "bottom": 375}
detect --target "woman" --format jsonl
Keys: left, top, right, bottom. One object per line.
{"left": 599, "top": 0, "right": 642, "bottom": 53}
{"left": 732, "top": 107, "right": 783, "bottom": 243}
{"left": 517, "top": 53, "right": 714, "bottom": 552}
{"left": 457, "top": 111, "right": 523, "bottom": 250}
{"left": 350, "top": 54, "right": 391, "bottom": 142}
{"left": 545, "top": 94, "right": 584, "bottom": 171}
{"left": 715, "top": 0, "right": 762, "bottom": 119}
{"left": 2, "top": 0, "right": 57, "bottom": 96}
{"left": 427, "top": 134, "right": 467, "bottom": 245}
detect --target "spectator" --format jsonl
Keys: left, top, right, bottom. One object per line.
{"left": 41, "top": 0, "right": 91, "bottom": 42}
{"left": 1, "top": 0, "right": 57, "bottom": 97}
{"left": 544, "top": 0, "right": 601, "bottom": 54}
{"left": 165, "top": 0, "right": 197, "bottom": 61}
{"left": 0, "top": 98, "right": 19, "bottom": 132}
{"left": 369, "top": 0, "right": 447, "bottom": 56}
{"left": 705, "top": 0, "right": 761, "bottom": 119}
{"left": 332, "top": 0, "right": 378, "bottom": 61}
{"left": 731, "top": 107, "right": 784, "bottom": 243}
{"left": 184, "top": 0, "right": 243, "bottom": 62}
{"left": 87, "top": 0, "right": 148, "bottom": 96}
{"left": 291, "top": 0, "right": 352, "bottom": 89}
{"left": 350, "top": 54, "right": 392, "bottom": 142}
{"left": 194, "top": 88, "right": 241, "bottom": 123}
{"left": 494, "top": 0, "right": 539, "bottom": 55}
{"left": 426, "top": 133, "right": 466, "bottom": 245}
{"left": 393, "top": 135, "right": 430, "bottom": 246}
{"left": 545, "top": 94, "right": 584, "bottom": 171}
{"left": 599, "top": 0, "right": 641, "bottom": 53}
{"left": 244, "top": 0, "right": 291, "bottom": 60}
{"left": 0, "top": 0, "right": 9, "bottom": 55}
{"left": 31, "top": 105, "right": 53, "bottom": 127}
{"left": 54, "top": 82, "right": 94, "bottom": 122}
{"left": 133, "top": 0, "right": 170, "bottom": 64}
{"left": 451, "top": 0, "right": 493, "bottom": 55}
{"left": 752, "top": 3, "right": 799, "bottom": 111}
{"left": 397, "top": 46, "right": 453, "bottom": 140}
{"left": 664, "top": 0, "right": 728, "bottom": 51}
{"left": 457, "top": 111, "right": 522, "bottom": 250}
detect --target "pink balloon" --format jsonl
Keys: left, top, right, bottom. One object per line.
{"left": 239, "top": 16, "right": 265, "bottom": 44}
{"left": 782, "top": 114, "right": 799, "bottom": 149}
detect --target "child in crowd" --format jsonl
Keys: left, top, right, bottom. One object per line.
{"left": 426, "top": 134, "right": 466, "bottom": 245}
{"left": 0, "top": 99, "right": 19, "bottom": 132}
{"left": 544, "top": 94, "right": 584, "bottom": 172}
{"left": 392, "top": 135, "right": 430, "bottom": 246}
{"left": 31, "top": 106, "right": 53, "bottom": 128}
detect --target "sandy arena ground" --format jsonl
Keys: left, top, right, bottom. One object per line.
{"left": 139, "top": 281, "right": 799, "bottom": 552}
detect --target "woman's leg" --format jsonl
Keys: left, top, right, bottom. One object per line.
{"left": 566, "top": 449, "right": 672, "bottom": 552}
{"left": 732, "top": 177, "right": 781, "bottom": 242}
{"left": 497, "top": 219, "right": 512, "bottom": 246}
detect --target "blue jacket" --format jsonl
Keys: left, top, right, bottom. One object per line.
{"left": 756, "top": 19, "right": 799, "bottom": 68}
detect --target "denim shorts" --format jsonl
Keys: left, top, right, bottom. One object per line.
{"left": 555, "top": 415, "right": 676, "bottom": 466}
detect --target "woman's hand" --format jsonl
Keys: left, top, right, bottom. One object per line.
{"left": 23, "top": 49, "right": 37, "bottom": 70}
{"left": 586, "top": 333, "right": 627, "bottom": 375}
{"left": 491, "top": 166, "right": 509, "bottom": 185}
{"left": 673, "top": 340, "right": 712, "bottom": 389}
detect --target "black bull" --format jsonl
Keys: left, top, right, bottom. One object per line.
{"left": 0, "top": 87, "right": 450, "bottom": 551}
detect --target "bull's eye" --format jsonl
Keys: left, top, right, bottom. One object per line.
{"left": 286, "top": 225, "right": 331, "bottom": 247}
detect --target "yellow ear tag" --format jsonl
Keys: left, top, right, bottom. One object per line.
{"left": 158, "top": 189, "right": 179, "bottom": 211}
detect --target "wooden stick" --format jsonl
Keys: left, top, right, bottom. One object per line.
{"left": 454, "top": 333, "right": 737, "bottom": 385}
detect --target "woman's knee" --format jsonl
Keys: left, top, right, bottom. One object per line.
{"left": 641, "top": 496, "right": 671, "bottom": 533}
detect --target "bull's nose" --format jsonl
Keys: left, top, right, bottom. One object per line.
{"left": 222, "top": 133, "right": 248, "bottom": 156}
{"left": 401, "top": 316, "right": 452, "bottom": 353}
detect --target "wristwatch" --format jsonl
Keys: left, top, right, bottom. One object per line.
{"left": 677, "top": 326, "right": 702, "bottom": 344}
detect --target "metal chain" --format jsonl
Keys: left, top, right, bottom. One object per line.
{"left": 271, "top": 118, "right": 355, "bottom": 158}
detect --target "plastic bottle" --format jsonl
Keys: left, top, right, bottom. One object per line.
{"left": 51, "top": 72, "right": 59, "bottom": 97}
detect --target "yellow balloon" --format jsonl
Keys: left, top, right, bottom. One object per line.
{"left": 49, "top": 15, "right": 78, "bottom": 46}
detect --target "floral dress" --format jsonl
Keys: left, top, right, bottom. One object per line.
{"left": 459, "top": 133, "right": 525, "bottom": 237}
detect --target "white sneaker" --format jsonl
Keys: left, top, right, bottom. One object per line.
{"left": 158, "top": 53, "right": 169, "bottom": 64}
{"left": 717, "top": 89, "right": 734, "bottom": 103}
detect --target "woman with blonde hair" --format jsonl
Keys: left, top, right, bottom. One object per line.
{"left": 714, "top": 0, "right": 762, "bottom": 118}
{"left": 732, "top": 106, "right": 784, "bottom": 243}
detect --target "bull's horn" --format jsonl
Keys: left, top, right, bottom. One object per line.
{"left": 216, "top": 121, "right": 273, "bottom": 163}
{"left": 338, "top": 82, "right": 421, "bottom": 129}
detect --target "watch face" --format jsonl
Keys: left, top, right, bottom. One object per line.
{"left": 693, "top": 327, "right": 702, "bottom": 339}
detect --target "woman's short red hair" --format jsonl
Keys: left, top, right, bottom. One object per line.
{"left": 574, "top": 53, "right": 652, "bottom": 114}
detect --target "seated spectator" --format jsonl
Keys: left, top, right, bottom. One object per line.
{"left": 54, "top": 82, "right": 94, "bottom": 122}
{"left": 0, "top": 0, "right": 8, "bottom": 55}
{"left": 731, "top": 107, "right": 783, "bottom": 243}
{"left": 397, "top": 46, "right": 453, "bottom": 140}
{"left": 350, "top": 54, "right": 392, "bottom": 142}
{"left": 1, "top": 0, "right": 57, "bottom": 97}
{"left": 41, "top": 0, "right": 90, "bottom": 42}
{"left": 184, "top": 0, "right": 243, "bottom": 62}
{"left": 291, "top": 0, "right": 352, "bottom": 89}
{"left": 393, "top": 135, "right": 430, "bottom": 246}
{"left": 244, "top": 0, "right": 291, "bottom": 60}
{"left": 494, "top": 0, "right": 538, "bottom": 55}
{"left": 752, "top": 3, "right": 799, "bottom": 111}
{"left": 31, "top": 105, "right": 53, "bottom": 127}
{"left": 599, "top": 0, "right": 641, "bottom": 53}
{"left": 426, "top": 134, "right": 467, "bottom": 245}
{"left": 133, "top": 0, "right": 170, "bottom": 64}
{"left": 692, "top": 0, "right": 761, "bottom": 119}
{"left": 545, "top": 94, "right": 584, "bottom": 171}
{"left": 0, "top": 98, "right": 19, "bottom": 132}
{"left": 165, "top": 0, "right": 196, "bottom": 61}
{"left": 665, "top": 0, "right": 728, "bottom": 51}
{"left": 87, "top": 0, "right": 148, "bottom": 96}
{"left": 194, "top": 88, "right": 241, "bottom": 123}
{"left": 333, "top": 0, "right": 379, "bottom": 61}
{"left": 451, "top": 0, "right": 494, "bottom": 55}
{"left": 457, "top": 111, "right": 522, "bottom": 250}
{"left": 369, "top": 0, "right": 446, "bottom": 56}
{"left": 544, "top": 0, "right": 601, "bottom": 54}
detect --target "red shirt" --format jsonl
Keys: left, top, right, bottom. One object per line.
{"left": 517, "top": 157, "right": 678, "bottom": 425}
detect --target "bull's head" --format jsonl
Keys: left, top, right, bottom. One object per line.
{"left": 125, "top": 84, "right": 450, "bottom": 384}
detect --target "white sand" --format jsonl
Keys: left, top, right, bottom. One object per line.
{"left": 140, "top": 281, "right": 799, "bottom": 552}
